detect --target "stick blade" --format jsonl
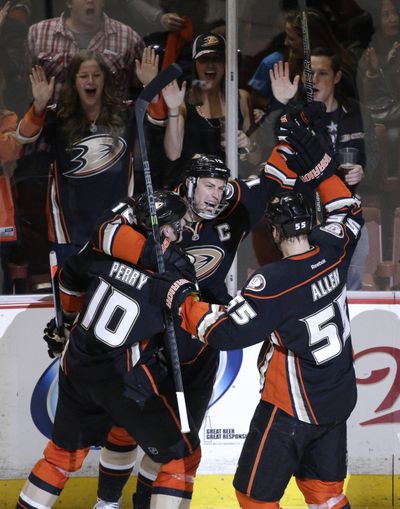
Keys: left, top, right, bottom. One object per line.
{"left": 136, "top": 63, "right": 182, "bottom": 106}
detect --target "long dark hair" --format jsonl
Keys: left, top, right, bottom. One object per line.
{"left": 369, "top": 0, "right": 400, "bottom": 58}
{"left": 57, "top": 50, "right": 125, "bottom": 147}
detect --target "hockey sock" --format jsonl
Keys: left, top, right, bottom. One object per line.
{"left": 150, "top": 447, "right": 201, "bottom": 509}
{"left": 306, "top": 500, "right": 350, "bottom": 509}
{"left": 296, "top": 478, "right": 349, "bottom": 509}
{"left": 236, "top": 490, "right": 280, "bottom": 509}
{"left": 17, "top": 441, "right": 88, "bottom": 508}
{"left": 133, "top": 455, "right": 161, "bottom": 509}
{"left": 97, "top": 427, "right": 137, "bottom": 502}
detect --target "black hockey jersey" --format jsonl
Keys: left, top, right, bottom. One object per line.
{"left": 44, "top": 110, "right": 135, "bottom": 245}
{"left": 59, "top": 246, "right": 164, "bottom": 379}
{"left": 92, "top": 147, "right": 298, "bottom": 362}
{"left": 179, "top": 182, "right": 363, "bottom": 424}
{"left": 94, "top": 146, "right": 297, "bottom": 304}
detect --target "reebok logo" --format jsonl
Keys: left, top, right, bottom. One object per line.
{"left": 311, "top": 259, "right": 327, "bottom": 270}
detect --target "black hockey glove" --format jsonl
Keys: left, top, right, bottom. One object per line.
{"left": 278, "top": 124, "right": 338, "bottom": 187}
{"left": 149, "top": 271, "right": 198, "bottom": 313}
{"left": 164, "top": 245, "right": 197, "bottom": 282}
{"left": 43, "top": 317, "right": 71, "bottom": 358}
{"left": 141, "top": 235, "right": 197, "bottom": 282}
{"left": 275, "top": 101, "right": 327, "bottom": 142}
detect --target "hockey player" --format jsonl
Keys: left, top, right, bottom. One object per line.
{"left": 150, "top": 118, "right": 362, "bottom": 509}
{"left": 90, "top": 151, "right": 298, "bottom": 508}
{"left": 17, "top": 191, "right": 202, "bottom": 509}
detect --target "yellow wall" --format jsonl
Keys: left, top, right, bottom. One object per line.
{"left": 2, "top": 474, "right": 398, "bottom": 509}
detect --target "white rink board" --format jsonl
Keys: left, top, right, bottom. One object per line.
{"left": 0, "top": 294, "right": 399, "bottom": 479}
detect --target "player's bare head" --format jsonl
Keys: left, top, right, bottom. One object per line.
{"left": 134, "top": 190, "right": 187, "bottom": 241}
{"left": 266, "top": 192, "right": 312, "bottom": 244}
{"left": 184, "top": 153, "right": 231, "bottom": 220}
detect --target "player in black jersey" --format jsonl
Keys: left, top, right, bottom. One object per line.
{"left": 150, "top": 117, "right": 361, "bottom": 509}
{"left": 90, "top": 151, "right": 298, "bottom": 508}
{"left": 16, "top": 191, "right": 202, "bottom": 509}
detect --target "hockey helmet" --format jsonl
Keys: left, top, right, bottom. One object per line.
{"left": 266, "top": 192, "right": 312, "bottom": 238}
{"left": 184, "top": 153, "right": 231, "bottom": 219}
{"left": 134, "top": 190, "right": 187, "bottom": 232}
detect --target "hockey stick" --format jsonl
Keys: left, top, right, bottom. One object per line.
{"left": 135, "top": 64, "right": 191, "bottom": 433}
{"left": 49, "top": 250, "right": 63, "bottom": 332}
{"left": 298, "top": 0, "right": 323, "bottom": 224}
{"left": 298, "top": 0, "right": 313, "bottom": 103}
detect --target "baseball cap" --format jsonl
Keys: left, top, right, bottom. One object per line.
{"left": 192, "top": 33, "right": 225, "bottom": 60}
{"left": 8, "top": 0, "right": 31, "bottom": 21}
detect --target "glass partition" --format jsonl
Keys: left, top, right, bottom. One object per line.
{"left": 0, "top": 0, "right": 398, "bottom": 295}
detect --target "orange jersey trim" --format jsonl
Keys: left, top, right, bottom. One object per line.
{"left": 267, "top": 144, "right": 298, "bottom": 178}
{"left": 140, "top": 363, "right": 194, "bottom": 453}
{"left": 295, "top": 356, "right": 318, "bottom": 424}
{"left": 106, "top": 426, "right": 136, "bottom": 447}
{"left": 262, "top": 346, "right": 293, "bottom": 417}
{"left": 244, "top": 248, "right": 347, "bottom": 301}
{"left": 60, "top": 292, "right": 84, "bottom": 314}
{"left": 18, "top": 104, "right": 46, "bottom": 138}
{"left": 180, "top": 297, "right": 210, "bottom": 338}
{"left": 112, "top": 225, "right": 146, "bottom": 264}
{"left": 236, "top": 490, "right": 279, "bottom": 508}
{"left": 317, "top": 175, "right": 351, "bottom": 203}
{"left": 247, "top": 405, "right": 278, "bottom": 495}
{"left": 0, "top": 112, "right": 23, "bottom": 162}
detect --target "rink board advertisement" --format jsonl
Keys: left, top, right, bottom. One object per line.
{"left": 1, "top": 293, "right": 400, "bottom": 480}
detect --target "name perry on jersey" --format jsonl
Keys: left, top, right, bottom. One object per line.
{"left": 109, "top": 261, "right": 148, "bottom": 289}
{"left": 311, "top": 268, "right": 340, "bottom": 302}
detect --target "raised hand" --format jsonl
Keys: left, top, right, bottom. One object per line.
{"left": 278, "top": 124, "right": 337, "bottom": 187}
{"left": 275, "top": 101, "right": 327, "bottom": 143}
{"left": 162, "top": 80, "right": 187, "bottom": 113}
{"left": 135, "top": 46, "right": 159, "bottom": 87}
{"left": 387, "top": 41, "right": 400, "bottom": 66}
{"left": 270, "top": 61, "right": 300, "bottom": 105}
{"left": 160, "top": 12, "right": 185, "bottom": 32}
{"left": 30, "top": 66, "right": 55, "bottom": 115}
{"left": 365, "top": 47, "right": 379, "bottom": 75}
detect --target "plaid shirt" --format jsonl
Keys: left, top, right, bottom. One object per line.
{"left": 27, "top": 12, "right": 144, "bottom": 99}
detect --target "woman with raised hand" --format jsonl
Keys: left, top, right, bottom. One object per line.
{"left": 17, "top": 51, "right": 136, "bottom": 266}
{"left": 0, "top": 63, "right": 26, "bottom": 293}
{"left": 162, "top": 33, "right": 260, "bottom": 185}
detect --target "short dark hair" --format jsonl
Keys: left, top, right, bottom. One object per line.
{"left": 311, "top": 46, "right": 342, "bottom": 74}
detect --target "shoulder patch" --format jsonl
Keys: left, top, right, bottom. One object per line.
{"left": 225, "top": 182, "right": 235, "bottom": 200}
{"left": 246, "top": 274, "right": 266, "bottom": 292}
{"left": 320, "top": 223, "right": 345, "bottom": 238}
